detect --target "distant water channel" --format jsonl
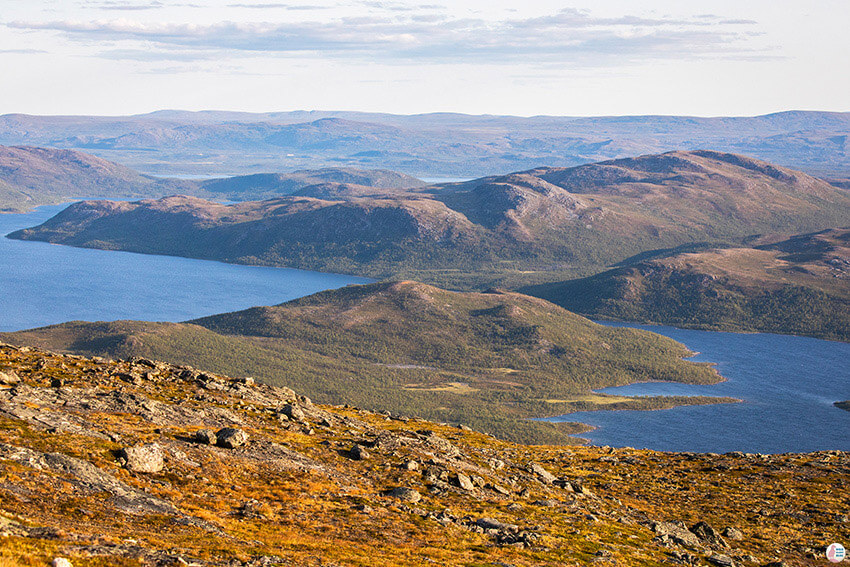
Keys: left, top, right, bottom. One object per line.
{"left": 545, "top": 323, "right": 850, "bottom": 454}
{"left": 0, "top": 204, "right": 371, "bottom": 332}
{"left": 2, "top": 205, "right": 848, "bottom": 454}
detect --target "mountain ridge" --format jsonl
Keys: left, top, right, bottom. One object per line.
{"left": 11, "top": 149, "right": 850, "bottom": 289}
{"left": 3, "top": 109, "right": 850, "bottom": 177}
{"left": 522, "top": 228, "right": 850, "bottom": 341}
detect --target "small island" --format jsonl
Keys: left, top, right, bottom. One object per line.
{"left": 835, "top": 401, "right": 850, "bottom": 412}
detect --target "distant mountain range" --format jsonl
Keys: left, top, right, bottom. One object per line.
{"left": 2, "top": 110, "right": 850, "bottom": 177}
{"left": 0, "top": 145, "right": 423, "bottom": 212}
{"left": 12, "top": 149, "right": 850, "bottom": 291}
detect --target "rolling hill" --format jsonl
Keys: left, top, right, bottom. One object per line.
{"left": 0, "top": 281, "right": 730, "bottom": 445}
{"left": 522, "top": 228, "right": 850, "bottom": 341}
{"left": 0, "top": 145, "right": 193, "bottom": 212}
{"left": 0, "top": 144, "right": 424, "bottom": 212}
{"left": 11, "top": 150, "right": 850, "bottom": 288}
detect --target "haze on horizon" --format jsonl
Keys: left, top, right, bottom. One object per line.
{"left": 1, "top": 0, "right": 848, "bottom": 118}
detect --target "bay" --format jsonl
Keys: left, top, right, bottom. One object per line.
{"left": 545, "top": 322, "right": 850, "bottom": 454}
{"left": 0, "top": 204, "right": 371, "bottom": 332}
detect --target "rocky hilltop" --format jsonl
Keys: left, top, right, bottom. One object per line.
{"left": 11, "top": 150, "right": 850, "bottom": 288}
{"left": 0, "top": 343, "right": 847, "bottom": 566}
{"left": 523, "top": 228, "right": 850, "bottom": 341}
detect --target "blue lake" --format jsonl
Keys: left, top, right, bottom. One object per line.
{"left": 0, "top": 205, "right": 371, "bottom": 332}
{"left": 2, "top": 205, "right": 848, "bottom": 454}
{"left": 546, "top": 322, "right": 850, "bottom": 454}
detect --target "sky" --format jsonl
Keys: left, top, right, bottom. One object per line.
{"left": 1, "top": 0, "right": 848, "bottom": 117}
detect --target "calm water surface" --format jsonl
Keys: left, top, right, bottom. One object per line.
{"left": 0, "top": 204, "right": 371, "bottom": 332}
{"left": 546, "top": 322, "right": 850, "bottom": 453}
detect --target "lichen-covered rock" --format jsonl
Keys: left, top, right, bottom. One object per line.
{"left": 216, "top": 427, "right": 249, "bottom": 449}
{"left": 529, "top": 463, "right": 556, "bottom": 484}
{"left": 691, "top": 520, "right": 727, "bottom": 548}
{"left": 651, "top": 521, "right": 701, "bottom": 548}
{"left": 119, "top": 443, "right": 164, "bottom": 473}
{"left": 350, "top": 444, "right": 369, "bottom": 460}
{"left": 0, "top": 370, "right": 20, "bottom": 385}
{"left": 194, "top": 429, "right": 217, "bottom": 446}
{"left": 455, "top": 472, "right": 475, "bottom": 491}
{"left": 388, "top": 487, "right": 421, "bottom": 503}
{"left": 280, "top": 403, "right": 305, "bottom": 422}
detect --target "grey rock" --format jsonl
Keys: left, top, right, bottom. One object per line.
{"left": 475, "top": 518, "right": 519, "bottom": 532}
{"left": 722, "top": 526, "right": 744, "bottom": 541}
{"left": 193, "top": 429, "right": 217, "bottom": 446}
{"left": 119, "top": 444, "right": 164, "bottom": 474}
{"left": 350, "top": 444, "right": 370, "bottom": 460}
{"left": 280, "top": 403, "right": 305, "bottom": 422}
{"left": 0, "top": 442, "right": 175, "bottom": 515}
{"left": 690, "top": 521, "right": 727, "bottom": 548}
{"left": 216, "top": 427, "right": 249, "bottom": 449}
{"left": 529, "top": 463, "right": 556, "bottom": 484}
{"left": 455, "top": 472, "right": 475, "bottom": 491}
{"left": 651, "top": 521, "right": 701, "bottom": 548}
{"left": 388, "top": 487, "right": 421, "bottom": 503}
{"left": 0, "top": 370, "right": 20, "bottom": 386}
{"left": 707, "top": 553, "right": 735, "bottom": 567}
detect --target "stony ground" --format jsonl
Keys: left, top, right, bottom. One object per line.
{"left": 0, "top": 342, "right": 847, "bottom": 567}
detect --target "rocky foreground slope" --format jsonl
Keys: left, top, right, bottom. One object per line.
{"left": 0, "top": 343, "right": 847, "bottom": 566}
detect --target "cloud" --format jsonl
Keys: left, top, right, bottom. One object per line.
{"left": 5, "top": 9, "right": 768, "bottom": 67}
{"left": 227, "top": 3, "right": 333, "bottom": 9}
{"left": 0, "top": 48, "right": 48, "bottom": 54}
{"left": 86, "top": 1, "right": 165, "bottom": 10}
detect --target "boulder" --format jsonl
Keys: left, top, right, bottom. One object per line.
{"left": 691, "top": 521, "right": 727, "bottom": 548}
{"left": 0, "top": 370, "right": 20, "bottom": 386}
{"left": 280, "top": 403, "right": 305, "bottom": 422}
{"left": 651, "top": 521, "right": 701, "bottom": 548}
{"left": 529, "top": 463, "right": 556, "bottom": 484}
{"left": 707, "top": 553, "right": 735, "bottom": 567}
{"left": 475, "top": 518, "right": 519, "bottom": 532}
{"left": 193, "top": 429, "right": 217, "bottom": 446}
{"left": 722, "top": 527, "right": 744, "bottom": 541}
{"left": 216, "top": 428, "right": 249, "bottom": 449}
{"left": 455, "top": 472, "right": 475, "bottom": 491}
{"left": 388, "top": 487, "right": 421, "bottom": 503}
{"left": 119, "top": 444, "right": 164, "bottom": 474}
{"left": 350, "top": 444, "right": 370, "bottom": 460}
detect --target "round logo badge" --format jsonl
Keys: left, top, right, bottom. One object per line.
{"left": 827, "top": 543, "right": 846, "bottom": 563}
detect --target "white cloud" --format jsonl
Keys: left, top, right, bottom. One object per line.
{"left": 5, "top": 9, "right": 766, "bottom": 66}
